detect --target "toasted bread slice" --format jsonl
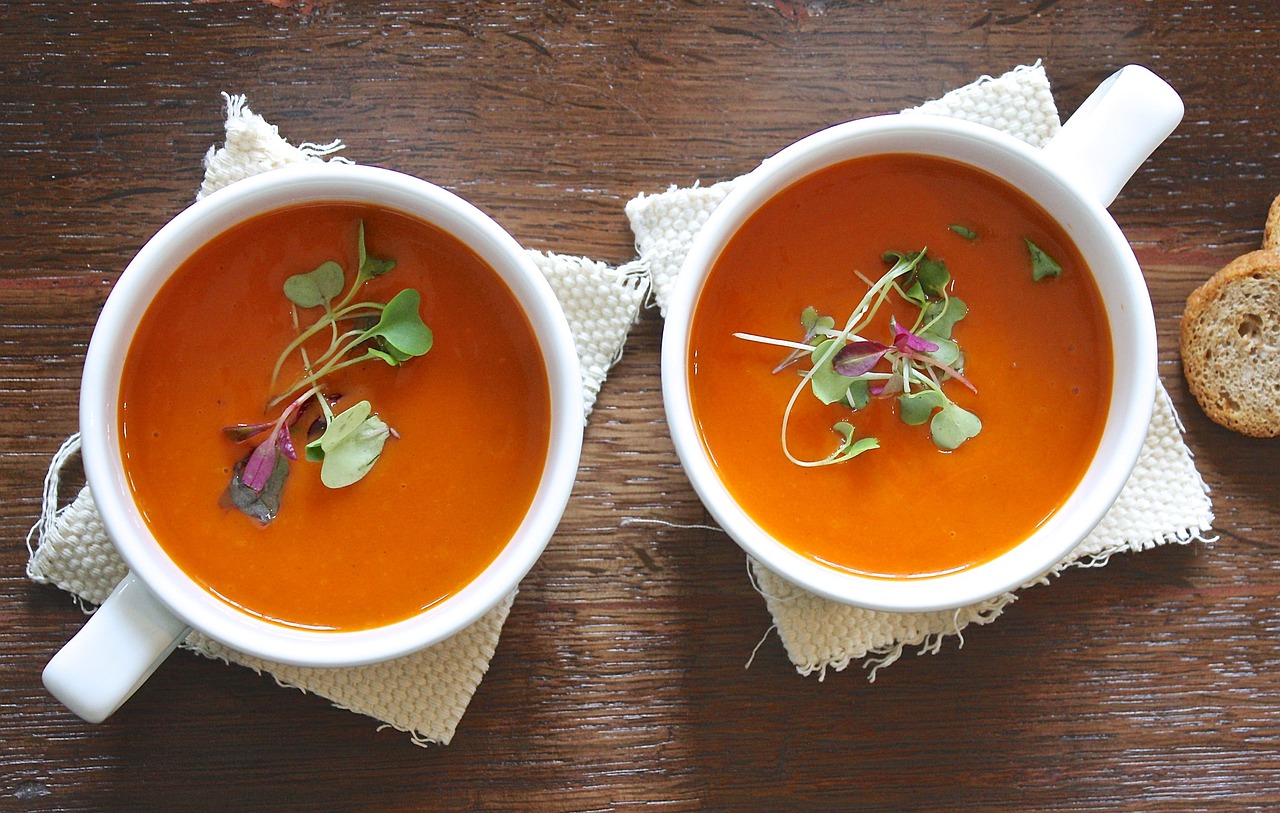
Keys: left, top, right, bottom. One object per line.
{"left": 1181, "top": 248, "right": 1280, "bottom": 437}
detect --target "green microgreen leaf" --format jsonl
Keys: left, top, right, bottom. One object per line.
{"left": 734, "top": 239, "right": 984, "bottom": 468}
{"left": 318, "top": 408, "right": 391, "bottom": 489}
{"left": 915, "top": 256, "right": 950, "bottom": 299}
{"left": 1026, "top": 238, "right": 1062, "bottom": 281}
{"left": 306, "top": 399, "right": 372, "bottom": 459}
{"left": 922, "top": 336, "right": 961, "bottom": 367}
{"left": 886, "top": 249, "right": 949, "bottom": 305}
{"left": 930, "top": 403, "right": 982, "bottom": 450}
{"left": 283, "top": 261, "right": 345, "bottom": 309}
{"left": 226, "top": 220, "right": 433, "bottom": 519}
{"left": 357, "top": 222, "right": 396, "bottom": 280}
{"left": 825, "top": 421, "right": 879, "bottom": 464}
{"left": 843, "top": 378, "right": 871, "bottom": 410}
{"left": 809, "top": 339, "right": 863, "bottom": 405}
{"left": 921, "top": 296, "right": 968, "bottom": 339}
{"left": 949, "top": 224, "right": 977, "bottom": 239}
{"left": 800, "top": 306, "right": 835, "bottom": 340}
{"left": 365, "top": 289, "right": 433, "bottom": 358}
{"left": 898, "top": 389, "right": 948, "bottom": 426}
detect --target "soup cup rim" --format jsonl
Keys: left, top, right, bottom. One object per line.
{"left": 661, "top": 114, "right": 1156, "bottom": 613}
{"left": 80, "top": 163, "right": 584, "bottom": 666}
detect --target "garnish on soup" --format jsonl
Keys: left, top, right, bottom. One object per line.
{"left": 222, "top": 221, "right": 433, "bottom": 523}
{"left": 1026, "top": 237, "right": 1063, "bottom": 281}
{"left": 734, "top": 246, "right": 980, "bottom": 467}
{"left": 687, "top": 154, "right": 1111, "bottom": 579}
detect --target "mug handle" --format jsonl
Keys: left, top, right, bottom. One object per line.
{"left": 43, "top": 573, "right": 192, "bottom": 723}
{"left": 1040, "top": 64, "right": 1184, "bottom": 208}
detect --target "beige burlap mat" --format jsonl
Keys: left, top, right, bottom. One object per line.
{"left": 28, "top": 95, "right": 648, "bottom": 744}
{"left": 625, "top": 64, "right": 1215, "bottom": 679}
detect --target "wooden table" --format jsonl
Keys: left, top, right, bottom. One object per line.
{"left": 3, "top": 2, "right": 1278, "bottom": 810}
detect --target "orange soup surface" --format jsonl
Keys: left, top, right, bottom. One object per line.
{"left": 120, "top": 203, "right": 551, "bottom": 630}
{"left": 688, "top": 154, "right": 1113, "bottom": 578}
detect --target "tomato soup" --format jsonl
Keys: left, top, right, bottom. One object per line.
{"left": 119, "top": 203, "right": 551, "bottom": 630}
{"left": 688, "top": 154, "right": 1112, "bottom": 579}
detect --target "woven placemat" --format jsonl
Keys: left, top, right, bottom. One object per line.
{"left": 28, "top": 95, "right": 648, "bottom": 744}
{"left": 625, "top": 63, "right": 1215, "bottom": 679}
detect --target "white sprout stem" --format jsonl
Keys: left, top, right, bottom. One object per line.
{"left": 732, "top": 332, "right": 815, "bottom": 353}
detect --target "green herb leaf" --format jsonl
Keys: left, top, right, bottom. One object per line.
{"left": 319, "top": 412, "right": 391, "bottom": 488}
{"left": 921, "top": 297, "right": 967, "bottom": 339}
{"left": 825, "top": 421, "right": 879, "bottom": 464}
{"left": 930, "top": 403, "right": 982, "bottom": 450}
{"left": 283, "top": 261, "right": 345, "bottom": 308}
{"left": 889, "top": 249, "right": 948, "bottom": 305}
{"left": 809, "top": 340, "right": 863, "bottom": 405}
{"left": 898, "top": 389, "right": 948, "bottom": 426}
{"left": 915, "top": 256, "right": 950, "bottom": 299}
{"left": 357, "top": 222, "right": 396, "bottom": 280}
{"left": 922, "top": 336, "right": 961, "bottom": 367}
{"left": 949, "top": 224, "right": 977, "bottom": 240}
{"left": 800, "top": 306, "right": 835, "bottom": 342}
{"left": 365, "top": 289, "right": 433, "bottom": 358}
{"left": 1026, "top": 238, "right": 1062, "bottom": 281}
{"left": 843, "top": 378, "right": 871, "bottom": 410}
{"left": 306, "top": 399, "right": 372, "bottom": 459}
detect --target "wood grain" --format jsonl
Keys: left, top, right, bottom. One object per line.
{"left": 3, "top": 1, "right": 1279, "bottom": 810}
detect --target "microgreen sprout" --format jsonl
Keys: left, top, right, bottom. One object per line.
{"left": 222, "top": 221, "right": 432, "bottom": 524}
{"left": 1026, "top": 237, "right": 1062, "bottom": 281}
{"left": 734, "top": 247, "right": 981, "bottom": 466}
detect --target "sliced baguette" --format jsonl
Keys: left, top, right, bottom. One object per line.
{"left": 1180, "top": 248, "right": 1280, "bottom": 437}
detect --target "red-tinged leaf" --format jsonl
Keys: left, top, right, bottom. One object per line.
{"left": 276, "top": 423, "right": 298, "bottom": 461}
{"left": 223, "top": 422, "right": 273, "bottom": 443}
{"left": 241, "top": 437, "right": 280, "bottom": 492}
{"left": 870, "top": 373, "right": 905, "bottom": 399}
{"left": 222, "top": 448, "right": 289, "bottom": 525}
{"left": 833, "top": 340, "right": 890, "bottom": 377}
{"left": 891, "top": 317, "right": 939, "bottom": 354}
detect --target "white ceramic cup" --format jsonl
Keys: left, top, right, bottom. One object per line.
{"left": 44, "top": 164, "right": 584, "bottom": 723}
{"left": 662, "top": 65, "right": 1184, "bottom": 613}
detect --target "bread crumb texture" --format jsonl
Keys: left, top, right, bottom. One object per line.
{"left": 1181, "top": 249, "right": 1280, "bottom": 437}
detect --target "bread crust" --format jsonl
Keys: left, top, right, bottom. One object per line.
{"left": 1180, "top": 248, "right": 1280, "bottom": 437}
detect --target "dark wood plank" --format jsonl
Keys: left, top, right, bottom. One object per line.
{"left": 3, "top": 1, "right": 1279, "bottom": 810}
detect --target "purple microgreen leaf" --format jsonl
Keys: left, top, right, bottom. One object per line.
{"left": 832, "top": 340, "right": 890, "bottom": 377}
{"left": 913, "top": 353, "right": 977, "bottom": 394}
{"left": 222, "top": 448, "right": 289, "bottom": 524}
{"left": 871, "top": 370, "right": 905, "bottom": 399}
{"left": 223, "top": 422, "right": 274, "bottom": 443}
{"left": 240, "top": 436, "right": 281, "bottom": 493}
{"left": 275, "top": 422, "right": 298, "bottom": 461}
{"left": 891, "top": 317, "right": 940, "bottom": 354}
